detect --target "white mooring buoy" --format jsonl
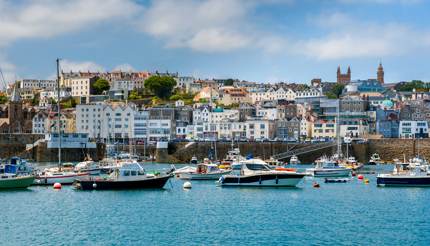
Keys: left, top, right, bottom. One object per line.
{"left": 183, "top": 181, "right": 192, "bottom": 189}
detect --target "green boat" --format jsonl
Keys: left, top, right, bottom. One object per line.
{"left": 0, "top": 174, "right": 35, "bottom": 189}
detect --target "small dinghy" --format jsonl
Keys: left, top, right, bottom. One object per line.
{"left": 324, "top": 178, "right": 350, "bottom": 183}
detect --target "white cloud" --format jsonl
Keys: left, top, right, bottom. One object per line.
{"left": 298, "top": 12, "right": 430, "bottom": 60}
{"left": 113, "top": 63, "right": 135, "bottom": 72}
{"left": 138, "top": 0, "right": 259, "bottom": 52}
{"left": 60, "top": 59, "right": 105, "bottom": 73}
{"left": 0, "top": 0, "right": 141, "bottom": 46}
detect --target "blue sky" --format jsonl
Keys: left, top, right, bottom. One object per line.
{"left": 1, "top": 0, "right": 430, "bottom": 84}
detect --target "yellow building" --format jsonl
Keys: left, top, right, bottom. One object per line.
{"left": 311, "top": 120, "right": 336, "bottom": 139}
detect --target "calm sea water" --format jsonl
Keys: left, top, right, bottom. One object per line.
{"left": 1, "top": 164, "right": 430, "bottom": 246}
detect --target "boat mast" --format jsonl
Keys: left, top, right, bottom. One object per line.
{"left": 337, "top": 100, "right": 340, "bottom": 155}
{"left": 56, "top": 58, "right": 62, "bottom": 170}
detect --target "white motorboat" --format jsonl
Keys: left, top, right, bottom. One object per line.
{"left": 179, "top": 163, "right": 230, "bottom": 180}
{"left": 74, "top": 160, "right": 101, "bottom": 175}
{"left": 338, "top": 156, "right": 363, "bottom": 170}
{"left": 35, "top": 163, "right": 90, "bottom": 185}
{"left": 190, "top": 156, "right": 198, "bottom": 164}
{"left": 368, "top": 153, "right": 383, "bottom": 165}
{"left": 306, "top": 156, "right": 351, "bottom": 177}
{"left": 218, "top": 158, "right": 305, "bottom": 187}
{"left": 289, "top": 155, "right": 301, "bottom": 165}
{"left": 377, "top": 156, "right": 430, "bottom": 187}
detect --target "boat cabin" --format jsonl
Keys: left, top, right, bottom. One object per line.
{"left": 196, "top": 164, "right": 220, "bottom": 174}
{"left": 231, "top": 159, "right": 273, "bottom": 176}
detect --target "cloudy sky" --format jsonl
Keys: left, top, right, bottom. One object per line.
{"left": 0, "top": 0, "right": 429, "bottom": 84}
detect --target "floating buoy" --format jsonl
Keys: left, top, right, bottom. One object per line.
{"left": 92, "top": 183, "right": 97, "bottom": 189}
{"left": 312, "top": 182, "right": 320, "bottom": 188}
{"left": 357, "top": 175, "right": 364, "bottom": 180}
{"left": 183, "top": 181, "right": 192, "bottom": 189}
{"left": 364, "top": 179, "right": 369, "bottom": 184}
{"left": 53, "top": 183, "right": 62, "bottom": 189}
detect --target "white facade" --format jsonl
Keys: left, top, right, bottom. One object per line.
{"left": 295, "top": 88, "right": 322, "bottom": 99}
{"left": 69, "top": 77, "right": 93, "bottom": 97}
{"left": 76, "top": 103, "right": 135, "bottom": 139}
{"left": 256, "top": 108, "right": 284, "bottom": 120}
{"left": 399, "top": 121, "right": 429, "bottom": 139}
{"left": 20, "top": 79, "right": 56, "bottom": 89}
{"left": 209, "top": 109, "right": 240, "bottom": 123}
{"left": 250, "top": 87, "right": 295, "bottom": 103}
{"left": 111, "top": 79, "right": 145, "bottom": 91}
{"left": 32, "top": 112, "right": 48, "bottom": 134}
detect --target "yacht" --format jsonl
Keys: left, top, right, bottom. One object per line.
{"left": 220, "top": 143, "right": 245, "bottom": 168}
{"left": 377, "top": 156, "right": 430, "bottom": 187}
{"left": 306, "top": 156, "right": 351, "bottom": 177}
{"left": 74, "top": 162, "right": 172, "bottom": 190}
{"left": 289, "top": 155, "right": 301, "bottom": 165}
{"left": 74, "top": 160, "right": 101, "bottom": 175}
{"left": 217, "top": 158, "right": 305, "bottom": 187}
{"left": 339, "top": 156, "right": 363, "bottom": 171}
{"left": 368, "top": 153, "right": 383, "bottom": 165}
{"left": 34, "top": 163, "right": 90, "bottom": 185}
{"left": 265, "top": 157, "right": 284, "bottom": 166}
{"left": 178, "top": 163, "right": 230, "bottom": 180}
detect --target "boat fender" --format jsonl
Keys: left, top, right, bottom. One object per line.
{"left": 183, "top": 181, "right": 192, "bottom": 189}
{"left": 92, "top": 183, "right": 97, "bottom": 189}
{"left": 312, "top": 182, "right": 320, "bottom": 188}
{"left": 364, "top": 179, "right": 369, "bottom": 184}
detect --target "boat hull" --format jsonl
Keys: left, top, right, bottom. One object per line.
{"left": 218, "top": 173, "right": 305, "bottom": 187}
{"left": 377, "top": 176, "right": 430, "bottom": 187}
{"left": 74, "top": 175, "right": 172, "bottom": 190}
{"left": 179, "top": 170, "right": 231, "bottom": 180}
{"left": 0, "top": 176, "right": 35, "bottom": 189}
{"left": 34, "top": 172, "right": 89, "bottom": 185}
{"left": 307, "top": 168, "right": 351, "bottom": 178}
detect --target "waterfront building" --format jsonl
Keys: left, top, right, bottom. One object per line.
{"left": 399, "top": 120, "right": 429, "bottom": 139}
{"left": 32, "top": 111, "right": 48, "bottom": 134}
{"left": 245, "top": 119, "right": 276, "bottom": 141}
{"left": 375, "top": 108, "right": 399, "bottom": 138}
{"left": 256, "top": 107, "right": 284, "bottom": 120}
{"left": 45, "top": 133, "right": 96, "bottom": 149}
{"left": 339, "top": 119, "right": 369, "bottom": 138}
{"left": 311, "top": 120, "right": 336, "bottom": 139}
{"left": 209, "top": 107, "right": 240, "bottom": 123}
{"left": 276, "top": 117, "right": 300, "bottom": 140}
{"left": 0, "top": 86, "right": 35, "bottom": 133}
{"left": 45, "top": 110, "right": 76, "bottom": 134}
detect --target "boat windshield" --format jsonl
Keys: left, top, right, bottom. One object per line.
{"left": 246, "top": 164, "right": 271, "bottom": 171}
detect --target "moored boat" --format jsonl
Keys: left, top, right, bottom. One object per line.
{"left": 0, "top": 174, "right": 35, "bottom": 189}
{"left": 289, "top": 155, "right": 301, "bottom": 165}
{"left": 377, "top": 156, "right": 430, "bottom": 187}
{"left": 74, "top": 160, "right": 101, "bottom": 175}
{"left": 178, "top": 163, "right": 230, "bottom": 180}
{"left": 306, "top": 156, "right": 351, "bottom": 177}
{"left": 368, "top": 153, "right": 383, "bottom": 165}
{"left": 217, "top": 158, "right": 305, "bottom": 187}
{"left": 74, "top": 161, "right": 172, "bottom": 190}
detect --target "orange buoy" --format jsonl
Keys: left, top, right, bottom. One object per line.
{"left": 364, "top": 179, "right": 369, "bottom": 184}
{"left": 53, "top": 182, "right": 62, "bottom": 189}
{"left": 357, "top": 175, "right": 364, "bottom": 180}
{"left": 313, "top": 182, "right": 320, "bottom": 188}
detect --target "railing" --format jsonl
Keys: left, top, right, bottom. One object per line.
{"left": 272, "top": 142, "right": 337, "bottom": 160}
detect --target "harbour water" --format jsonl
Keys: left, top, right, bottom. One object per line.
{"left": 1, "top": 164, "right": 430, "bottom": 245}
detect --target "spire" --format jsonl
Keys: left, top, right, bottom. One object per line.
{"left": 337, "top": 66, "right": 341, "bottom": 74}
{"left": 10, "top": 83, "right": 21, "bottom": 102}
{"left": 347, "top": 66, "right": 351, "bottom": 74}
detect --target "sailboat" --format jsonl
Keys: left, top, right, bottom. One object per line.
{"left": 34, "top": 59, "right": 89, "bottom": 185}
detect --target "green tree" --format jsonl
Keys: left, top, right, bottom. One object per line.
{"left": 224, "top": 79, "right": 234, "bottom": 86}
{"left": 144, "top": 75, "right": 177, "bottom": 99}
{"left": 0, "top": 94, "right": 8, "bottom": 104}
{"left": 92, "top": 78, "right": 110, "bottom": 95}
{"left": 395, "top": 80, "right": 426, "bottom": 92}
{"left": 128, "top": 90, "right": 142, "bottom": 100}
{"left": 327, "top": 83, "right": 345, "bottom": 99}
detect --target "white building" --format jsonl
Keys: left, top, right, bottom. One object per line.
{"left": 295, "top": 88, "right": 322, "bottom": 99}
{"left": 209, "top": 108, "right": 240, "bottom": 123}
{"left": 76, "top": 103, "right": 135, "bottom": 139}
{"left": 256, "top": 107, "right": 284, "bottom": 120}
{"left": 32, "top": 111, "right": 48, "bottom": 134}
{"left": 250, "top": 87, "right": 295, "bottom": 103}
{"left": 19, "top": 79, "right": 56, "bottom": 89}
{"left": 399, "top": 120, "right": 429, "bottom": 139}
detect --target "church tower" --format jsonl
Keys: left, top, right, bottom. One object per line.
{"left": 377, "top": 62, "right": 384, "bottom": 84}
{"left": 337, "top": 66, "right": 351, "bottom": 84}
{"left": 8, "top": 84, "right": 23, "bottom": 133}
